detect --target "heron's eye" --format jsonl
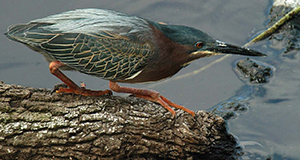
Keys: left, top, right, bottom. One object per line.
{"left": 195, "top": 42, "right": 203, "bottom": 48}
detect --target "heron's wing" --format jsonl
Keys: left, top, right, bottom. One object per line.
{"left": 42, "top": 32, "right": 154, "bottom": 80}
{"left": 6, "top": 9, "right": 154, "bottom": 80}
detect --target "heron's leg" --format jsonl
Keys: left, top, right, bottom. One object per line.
{"left": 109, "top": 81, "right": 195, "bottom": 117}
{"left": 49, "top": 61, "right": 112, "bottom": 96}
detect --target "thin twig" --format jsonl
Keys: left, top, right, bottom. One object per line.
{"left": 245, "top": 6, "right": 300, "bottom": 47}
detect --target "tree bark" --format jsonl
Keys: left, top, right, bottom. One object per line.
{"left": 0, "top": 82, "right": 238, "bottom": 160}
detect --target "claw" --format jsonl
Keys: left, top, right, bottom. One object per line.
{"left": 51, "top": 83, "right": 68, "bottom": 94}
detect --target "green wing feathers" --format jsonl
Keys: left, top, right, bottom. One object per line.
{"left": 42, "top": 32, "right": 154, "bottom": 80}
{"left": 6, "top": 23, "right": 56, "bottom": 44}
{"left": 6, "top": 23, "right": 154, "bottom": 81}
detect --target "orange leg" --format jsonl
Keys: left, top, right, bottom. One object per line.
{"left": 49, "top": 61, "right": 112, "bottom": 96}
{"left": 109, "top": 81, "right": 195, "bottom": 117}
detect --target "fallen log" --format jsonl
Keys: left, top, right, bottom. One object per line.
{"left": 0, "top": 82, "right": 238, "bottom": 160}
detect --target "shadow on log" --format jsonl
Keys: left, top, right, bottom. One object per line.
{"left": 0, "top": 82, "right": 238, "bottom": 160}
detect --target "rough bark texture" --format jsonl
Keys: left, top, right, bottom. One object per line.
{"left": 0, "top": 82, "right": 238, "bottom": 160}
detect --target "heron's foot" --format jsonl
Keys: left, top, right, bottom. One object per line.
{"left": 135, "top": 94, "right": 195, "bottom": 117}
{"left": 56, "top": 85, "right": 112, "bottom": 96}
{"left": 49, "top": 61, "right": 112, "bottom": 96}
{"left": 51, "top": 83, "right": 68, "bottom": 94}
{"left": 52, "top": 82, "right": 112, "bottom": 96}
{"left": 58, "top": 84, "right": 112, "bottom": 96}
{"left": 109, "top": 81, "right": 195, "bottom": 117}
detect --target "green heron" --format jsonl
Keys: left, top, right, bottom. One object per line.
{"left": 5, "top": 9, "right": 265, "bottom": 117}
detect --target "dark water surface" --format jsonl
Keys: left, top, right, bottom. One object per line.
{"left": 1, "top": 0, "right": 300, "bottom": 159}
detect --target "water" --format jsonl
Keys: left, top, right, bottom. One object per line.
{"left": 1, "top": 0, "right": 300, "bottom": 159}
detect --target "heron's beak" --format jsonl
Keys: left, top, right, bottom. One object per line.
{"left": 201, "top": 40, "right": 266, "bottom": 56}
